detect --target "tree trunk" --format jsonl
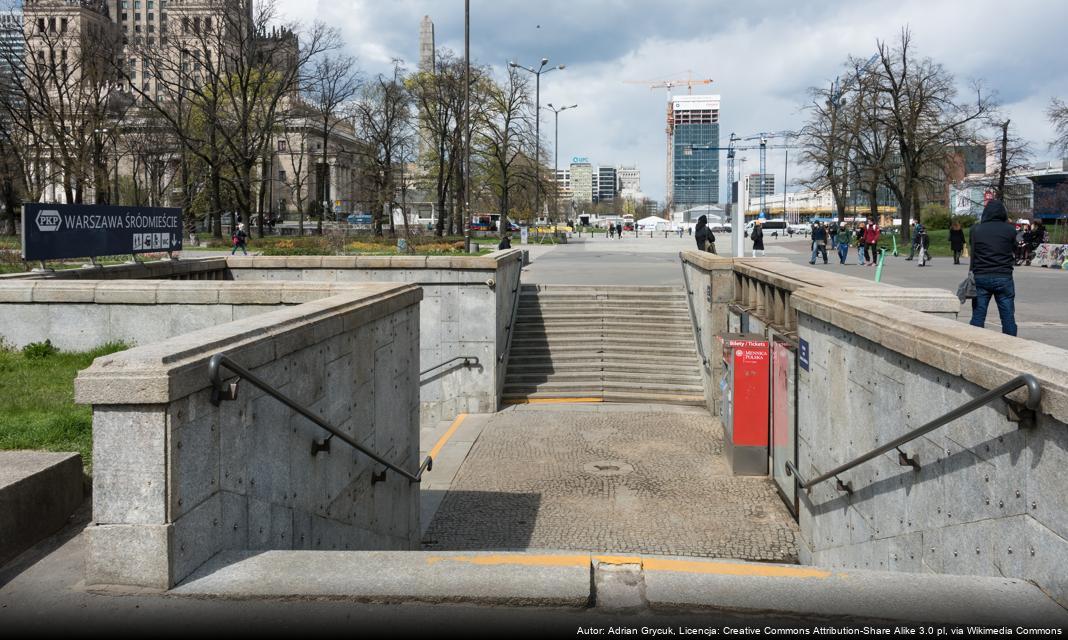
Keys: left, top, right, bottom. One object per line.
{"left": 996, "top": 120, "right": 1009, "bottom": 200}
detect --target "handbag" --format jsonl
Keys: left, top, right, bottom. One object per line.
{"left": 956, "top": 272, "right": 976, "bottom": 303}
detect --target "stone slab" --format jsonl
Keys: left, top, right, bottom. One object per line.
{"left": 0, "top": 451, "right": 84, "bottom": 567}
{"left": 172, "top": 550, "right": 592, "bottom": 607}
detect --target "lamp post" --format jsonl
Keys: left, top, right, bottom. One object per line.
{"left": 509, "top": 58, "right": 564, "bottom": 222}
{"left": 544, "top": 103, "right": 577, "bottom": 223}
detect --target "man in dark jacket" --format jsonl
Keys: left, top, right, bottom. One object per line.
{"left": 969, "top": 200, "right": 1018, "bottom": 336}
{"left": 809, "top": 223, "right": 828, "bottom": 264}
{"left": 694, "top": 214, "right": 716, "bottom": 252}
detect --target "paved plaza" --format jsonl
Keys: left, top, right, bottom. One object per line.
{"left": 422, "top": 403, "right": 798, "bottom": 561}
{"left": 519, "top": 232, "right": 1068, "bottom": 349}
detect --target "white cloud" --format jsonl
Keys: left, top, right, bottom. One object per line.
{"left": 271, "top": 0, "right": 1068, "bottom": 203}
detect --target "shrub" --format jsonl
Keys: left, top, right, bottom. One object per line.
{"left": 22, "top": 340, "right": 57, "bottom": 359}
{"left": 920, "top": 204, "right": 952, "bottom": 229}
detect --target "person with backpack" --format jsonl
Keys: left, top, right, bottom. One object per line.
{"left": 809, "top": 222, "right": 828, "bottom": 264}
{"left": 949, "top": 221, "right": 966, "bottom": 265}
{"left": 750, "top": 221, "right": 765, "bottom": 257}
{"left": 835, "top": 224, "right": 852, "bottom": 264}
{"left": 969, "top": 199, "right": 1018, "bottom": 336}
{"left": 231, "top": 223, "right": 248, "bottom": 256}
{"left": 694, "top": 214, "right": 716, "bottom": 253}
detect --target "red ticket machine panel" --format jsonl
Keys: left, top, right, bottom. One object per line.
{"left": 718, "top": 334, "right": 770, "bottom": 476}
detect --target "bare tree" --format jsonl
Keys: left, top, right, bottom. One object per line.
{"left": 1048, "top": 98, "right": 1068, "bottom": 155}
{"left": 799, "top": 81, "right": 854, "bottom": 219}
{"left": 988, "top": 118, "right": 1032, "bottom": 201}
{"left": 126, "top": 0, "right": 337, "bottom": 237}
{"left": 304, "top": 52, "right": 360, "bottom": 234}
{"left": 352, "top": 61, "right": 411, "bottom": 237}
{"left": 477, "top": 64, "right": 533, "bottom": 236}
{"left": 873, "top": 28, "right": 993, "bottom": 240}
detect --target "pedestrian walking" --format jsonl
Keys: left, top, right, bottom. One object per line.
{"left": 969, "top": 199, "right": 1018, "bottom": 336}
{"left": 855, "top": 224, "right": 866, "bottom": 265}
{"left": 916, "top": 226, "right": 931, "bottom": 267}
{"left": 864, "top": 222, "right": 881, "bottom": 266}
{"left": 751, "top": 221, "right": 765, "bottom": 257}
{"left": 835, "top": 225, "right": 852, "bottom": 264}
{"left": 231, "top": 223, "right": 248, "bottom": 256}
{"left": 949, "top": 221, "right": 965, "bottom": 265}
{"left": 616, "top": 222, "right": 623, "bottom": 239}
{"left": 809, "top": 222, "right": 828, "bottom": 264}
{"left": 608, "top": 224, "right": 615, "bottom": 239}
{"left": 694, "top": 214, "right": 716, "bottom": 253}
{"left": 906, "top": 222, "right": 922, "bottom": 260}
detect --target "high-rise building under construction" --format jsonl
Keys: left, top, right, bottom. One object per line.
{"left": 668, "top": 94, "right": 720, "bottom": 209}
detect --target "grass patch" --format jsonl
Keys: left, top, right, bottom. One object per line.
{"left": 196, "top": 233, "right": 494, "bottom": 256}
{"left": 0, "top": 341, "right": 128, "bottom": 474}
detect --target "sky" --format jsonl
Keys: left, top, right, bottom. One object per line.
{"left": 275, "top": 0, "right": 1068, "bottom": 204}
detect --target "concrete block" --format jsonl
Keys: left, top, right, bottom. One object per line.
{"left": 0, "top": 452, "right": 84, "bottom": 567}
{"left": 93, "top": 282, "right": 159, "bottom": 304}
{"left": 168, "top": 413, "right": 220, "bottom": 520}
{"left": 220, "top": 491, "right": 248, "bottom": 550}
{"left": 48, "top": 304, "right": 110, "bottom": 351}
{"left": 92, "top": 406, "right": 168, "bottom": 525}
{"left": 85, "top": 523, "right": 172, "bottom": 588}
{"left": 171, "top": 492, "right": 223, "bottom": 583}
{"left": 31, "top": 281, "right": 97, "bottom": 303}
{"left": 0, "top": 282, "right": 34, "bottom": 302}
{"left": 155, "top": 283, "right": 221, "bottom": 304}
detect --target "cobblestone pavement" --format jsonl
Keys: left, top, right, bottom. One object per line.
{"left": 422, "top": 404, "right": 799, "bottom": 562}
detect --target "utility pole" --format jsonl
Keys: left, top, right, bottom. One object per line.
{"left": 464, "top": 0, "right": 471, "bottom": 241}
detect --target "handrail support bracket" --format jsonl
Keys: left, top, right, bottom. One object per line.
{"left": 211, "top": 380, "right": 240, "bottom": 406}
{"left": 896, "top": 447, "right": 920, "bottom": 471}
{"left": 835, "top": 477, "right": 853, "bottom": 495}
{"left": 1005, "top": 399, "right": 1036, "bottom": 429}
{"left": 311, "top": 437, "right": 331, "bottom": 456}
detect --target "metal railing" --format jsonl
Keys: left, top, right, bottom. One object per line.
{"left": 786, "top": 373, "right": 1041, "bottom": 494}
{"left": 208, "top": 353, "right": 432, "bottom": 484}
{"left": 420, "top": 356, "right": 480, "bottom": 379}
{"left": 679, "top": 253, "right": 712, "bottom": 372}
{"left": 497, "top": 254, "right": 525, "bottom": 364}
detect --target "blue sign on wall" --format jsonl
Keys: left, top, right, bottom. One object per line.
{"left": 22, "top": 203, "right": 182, "bottom": 261}
{"left": 798, "top": 338, "right": 810, "bottom": 371}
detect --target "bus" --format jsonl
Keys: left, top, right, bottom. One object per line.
{"left": 744, "top": 218, "right": 788, "bottom": 234}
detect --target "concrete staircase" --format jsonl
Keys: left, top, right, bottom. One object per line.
{"left": 502, "top": 285, "right": 705, "bottom": 406}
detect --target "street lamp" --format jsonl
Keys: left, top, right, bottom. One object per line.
{"left": 509, "top": 58, "right": 565, "bottom": 223}
{"left": 544, "top": 102, "right": 577, "bottom": 223}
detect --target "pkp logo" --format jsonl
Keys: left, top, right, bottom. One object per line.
{"left": 35, "top": 209, "right": 61, "bottom": 232}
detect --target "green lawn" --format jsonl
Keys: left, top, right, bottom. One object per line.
{"left": 0, "top": 341, "right": 127, "bottom": 474}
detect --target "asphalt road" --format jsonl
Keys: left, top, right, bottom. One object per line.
{"left": 520, "top": 232, "right": 1068, "bottom": 349}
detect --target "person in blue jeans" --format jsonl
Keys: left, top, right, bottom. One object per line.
{"left": 968, "top": 200, "right": 1017, "bottom": 336}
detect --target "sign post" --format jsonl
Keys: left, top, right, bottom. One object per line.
{"left": 22, "top": 203, "right": 182, "bottom": 263}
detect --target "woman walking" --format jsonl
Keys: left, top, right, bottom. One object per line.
{"left": 751, "top": 221, "right": 765, "bottom": 257}
{"left": 949, "top": 221, "right": 966, "bottom": 265}
{"left": 855, "top": 224, "right": 867, "bottom": 265}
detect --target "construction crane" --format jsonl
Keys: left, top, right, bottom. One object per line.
{"left": 740, "top": 131, "right": 798, "bottom": 223}
{"left": 623, "top": 74, "right": 714, "bottom": 209}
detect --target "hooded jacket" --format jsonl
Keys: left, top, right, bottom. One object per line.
{"left": 969, "top": 200, "right": 1016, "bottom": 276}
{"left": 694, "top": 215, "right": 714, "bottom": 250}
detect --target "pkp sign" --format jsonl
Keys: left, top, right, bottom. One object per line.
{"left": 35, "top": 209, "right": 61, "bottom": 232}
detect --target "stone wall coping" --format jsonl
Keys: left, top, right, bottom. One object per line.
{"left": 225, "top": 249, "right": 522, "bottom": 271}
{"left": 791, "top": 287, "right": 1068, "bottom": 424}
{"left": 0, "top": 257, "right": 227, "bottom": 281}
{"left": 731, "top": 260, "right": 960, "bottom": 313}
{"left": 73, "top": 283, "right": 422, "bottom": 405}
{"left": 0, "top": 279, "right": 391, "bottom": 305}
{"left": 679, "top": 250, "right": 736, "bottom": 271}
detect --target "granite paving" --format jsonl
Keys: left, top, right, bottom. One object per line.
{"left": 421, "top": 403, "right": 799, "bottom": 561}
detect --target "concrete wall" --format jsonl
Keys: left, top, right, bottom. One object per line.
{"left": 74, "top": 283, "right": 423, "bottom": 589}
{"left": 0, "top": 280, "right": 377, "bottom": 351}
{"left": 680, "top": 252, "right": 735, "bottom": 414}
{"left": 790, "top": 288, "right": 1068, "bottom": 607}
{"left": 223, "top": 251, "right": 525, "bottom": 426}
{"left": 0, "top": 257, "right": 228, "bottom": 281}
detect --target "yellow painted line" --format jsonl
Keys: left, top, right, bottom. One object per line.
{"left": 425, "top": 554, "right": 589, "bottom": 569}
{"left": 427, "top": 413, "right": 467, "bottom": 461}
{"left": 643, "top": 557, "right": 831, "bottom": 579}
{"left": 502, "top": 397, "right": 603, "bottom": 405}
{"left": 422, "top": 553, "right": 830, "bottom": 579}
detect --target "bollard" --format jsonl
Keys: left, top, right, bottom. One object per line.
{"left": 875, "top": 248, "right": 887, "bottom": 282}
{"left": 892, "top": 235, "right": 899, "bottom": 257}
{"left": 464, "top": 235, "right": 471, "bottom": 253}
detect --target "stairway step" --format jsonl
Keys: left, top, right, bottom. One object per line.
{"left": 501, "top": 390, "right": 707, "bottom": 406}
{"left": 506, "top": 362, "right": 701, "bottom": 375}
{"left": 503, "top": 380, "right": 705, "bottom": 394}
{"left": 505, "top": 373, "right": 703, "bottom": 387}
{"left": 512, "top": 327, "right": 694, "bottom": 339}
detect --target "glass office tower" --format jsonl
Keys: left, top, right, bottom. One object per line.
{"left": 669, "top": 95, "right": 720, "bottom": 209}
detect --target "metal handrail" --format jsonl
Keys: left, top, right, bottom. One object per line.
{"left": 420, "top": 356, "right": 479, "bottom": 378}
{"left": 208, "top": 353, "right": 432, "bottom": 484}
{"left": 497, "top": 254, "right": 524, "bottom": 364}
{"left": 786, "top": 373, "right": 1041, "bottom": 493}
{"left": 679, "top": 253, "right": 712, "bottom": 372}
